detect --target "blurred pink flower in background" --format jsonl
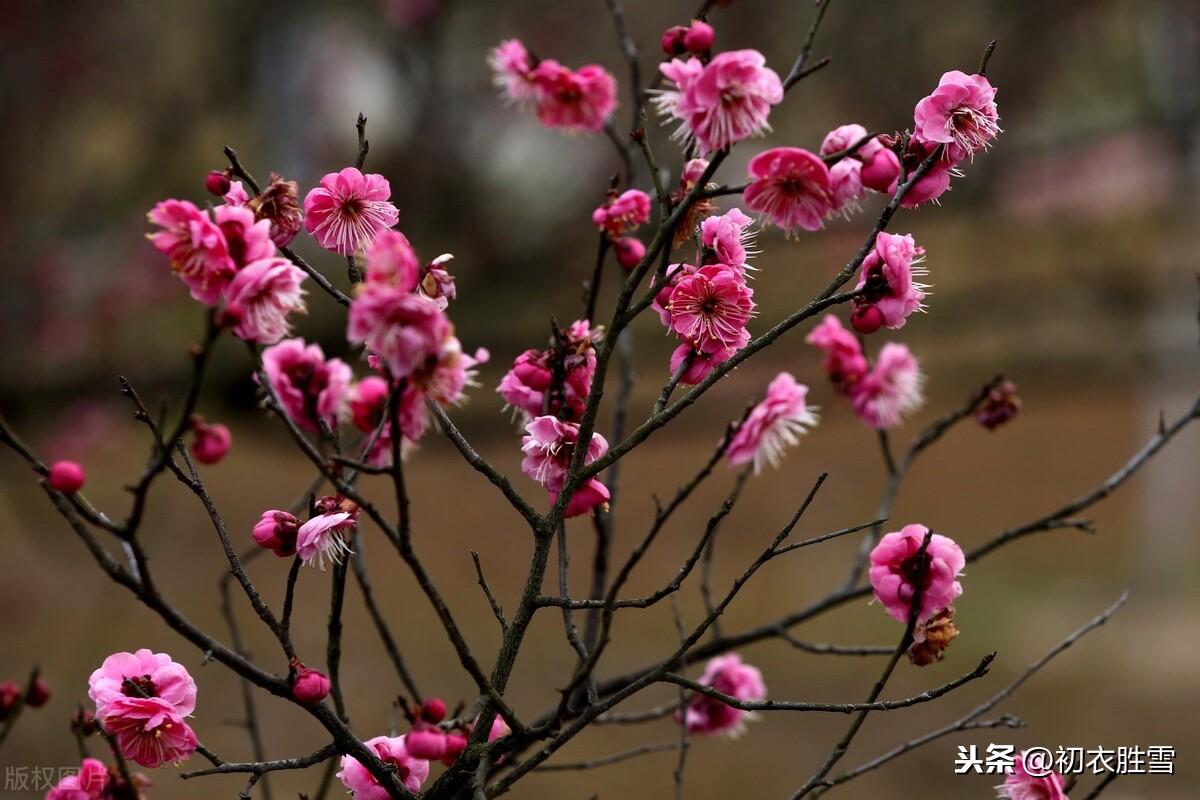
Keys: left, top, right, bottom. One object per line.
{"left": 850, "top": 342, "right": 925, "bottom": 429}
{"left": 222, "top": 257, "right": 308, "bottom": 344}
{"left": 678, "top": 653, "right": 766, "bottom": 736}
{"left": 726, "top": 372, "right": 818, "bottom": 472}
{"left": 529, "top": 61, "right": 617, "bottom": 133}
{"left": 261, "top": 338, "right": 352, "bottom": 432}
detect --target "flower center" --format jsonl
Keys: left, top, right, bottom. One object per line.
{"left": 122, "top": 675, "right": 156, "bottom": 698}
{"left": 899, "top": 551, "right": 931, "bottom": 588}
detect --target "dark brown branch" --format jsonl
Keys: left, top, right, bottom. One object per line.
{"left": 471, "top": 551, "right": 509, "bottom": 635}
{"left": 534, "top": 741, "right": 678, "bottom": 772}
{"left": 662, "top": 652, "right": 993, "bottom": 714}
{"left": 180, "top": 744, "right": 339, "bottom": 779}
{"left": 352, "top": 535, "right": 424, "bottom": 702}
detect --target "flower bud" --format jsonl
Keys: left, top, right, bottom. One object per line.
{"left": 190, "top": 418, "right": 232, "bottom": 465}
{"left": 47, "top": 461, "right": 86, "bottom": 494}
{"left": 683, "top": 20, "right": 714, "bottom": 54}
{"left": 850, "top": 304, "right": 884, "bottom": 335}
{"left": 290, "top": 665, "right": 331, "bottom": 704}
{"left": 0, "top": 682, "right": 21, "bottom": 721}
{"left": 205, "top": 170, "right": 232, "bottom": 197}
{"left": 975, "top": 380, "right": 1021, "bottom": 430}
{"left": 613, "top": 237, "right": 646, "bottom": 270}
{"left": 439, "top": 733, "right": 468, "bottom": 766}
{"left": 661, "top": 25, "right": 689, "bottom": 56}
{"left": 24, "top": 677, "right": 50, "bottom": 708}
{"left": 252, "top": 510, "right": 301, "bottom": 557}
{"left": 420, "top": 697, "right": 447, "bottom": 724}
{"left": 405, "top": 727, "right": 448, "bottom": 760}
{"left": 71, "top": 707, "right": 100, "bottom": 737}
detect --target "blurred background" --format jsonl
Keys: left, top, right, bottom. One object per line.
{"left": 2, "top": 0, "right": 1199, "bottom": 797}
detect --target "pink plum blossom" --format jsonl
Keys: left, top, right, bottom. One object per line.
{"left": 489, "top": 39, "right": 539, "bottom": 106}
{"left": 670, "top": 340, "right": 735, "bottom": 386}
{"left": 744, "top": 147, "right": 834, "bottom": 233}
{"left": 914, "top": 70, "right": 1000, "bottom": 162}
{"left": 869, "top": 524, "right": 964, "bottom": 624}
{"left": 667, "top": 264, "right": 755, "bottom": 350}
{"left": 223, "top": 179, "right": 251, "bottom": 207}
{"left": 656, "top": 50, "right": 783, "bottom": 155}
{"left": 261, "top": 338, "right": 352, "bottom": 433}
{"left": 420, "top": 254, "right": 457, "bottom": 308}
{"left": 726, "top": 372, "right": 819, "bottom": 472}
{"left": 592, "top": 189, "right": 652, "bottom": 238}
{"left": 852, "top": 232, "right": 928, "bottom": 331}
{"left": 364, "top": 229, "right": 420, "bottom": 290}
{"left": 520, "top": 416, "right": 607, "bottom": 493}
{"left": 349, "top": 376, "right": 390, "bottom": 434}
{"left": 147, "top": 199, "right": 235, "bottom": 305}
{"left": 88, "top": 649, "right": 197, "bottom": 719}
{"left": 805, "top": 314, "right": 868, "bottom": 394}
{"left": 223, "top": 257, "right": 308, "bottom": 344}
{"left": 497, "top": 322, "right": 596, "bottom": 422}
{"left": 252, "top": 510, "right": 301, "bottom": 557}
{"left": 890, "top": 136, "right": 957, "bottom": 208}
{"left": 996, "top": 750, "right": 1069, "bottom": 800}
{"left": 45, "top": 758, "right": 109, "bottom": 800}
{"left": 850, "top": 342, "right": 925, "bottom": 429}
{"left": 347, "top": 285, "right": 450, "bottom": 380}
{"left": 828, "top": 158, "right": 865, "bottom": 218}
{"left": 101, "top": 696, "right": 198, "bottom": 768}
{"left": 529, "top": 60, "right": 617, "bottom": 133}
{"left": 296, "top": 511, "right": 355, "bottom": 570}
{"left": 337, "top": 735, "right": 430, "bottom": 798}
{"left": 560, "top": 477, "right": 611, "bottom": 518}
{"left": 859, "top": 139, "right": 902, "bottom": 194}
{"left": 303, "top": 168, "right": 399, "bottom": 255}
{"left": 213, "top": 204, "right": 275, "bottom": 268}
{"left": 700, "top": 208, "right": 756, "bottom": 271}
{"left": 678, "top": 653, "right": 766, "bottom": 736}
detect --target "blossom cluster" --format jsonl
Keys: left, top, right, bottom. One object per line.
{"left": 33, "top": 13, "right": 1024, "bottom": 797}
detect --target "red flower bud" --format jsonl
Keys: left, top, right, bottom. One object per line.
{"left": 661, "top": 25, "right": 689, "bottom": 56}
{"left": 290, "top": 665, "right": 331, "bottom": 704}
{"left": 405, "top": 727, "right": 448, "bottom": 760}
{"left": 439, "top": 733, "right": 468, "bottom": 766}
{"left": 613, "top": 237, "right": 646, "bottom": 270}
{"left": 420, "top": 697, "right": 447, "bottom": 724}
{"left": 0, "top": 682, "right": 21, "bottom": 721}
{"left": 47, "top": 461, "right": 86, "bottom": 494}
{"left": 206, "top": 170, "right": 232, "bottom": 197}
{"left": 683, "top": 20, "right": 714, "bottom": 54}
{"left": 850, "top": 304, "right": 884, "bottom": 335}
{"left": 24, "top": 677, "right": 50, "bottom": 708}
